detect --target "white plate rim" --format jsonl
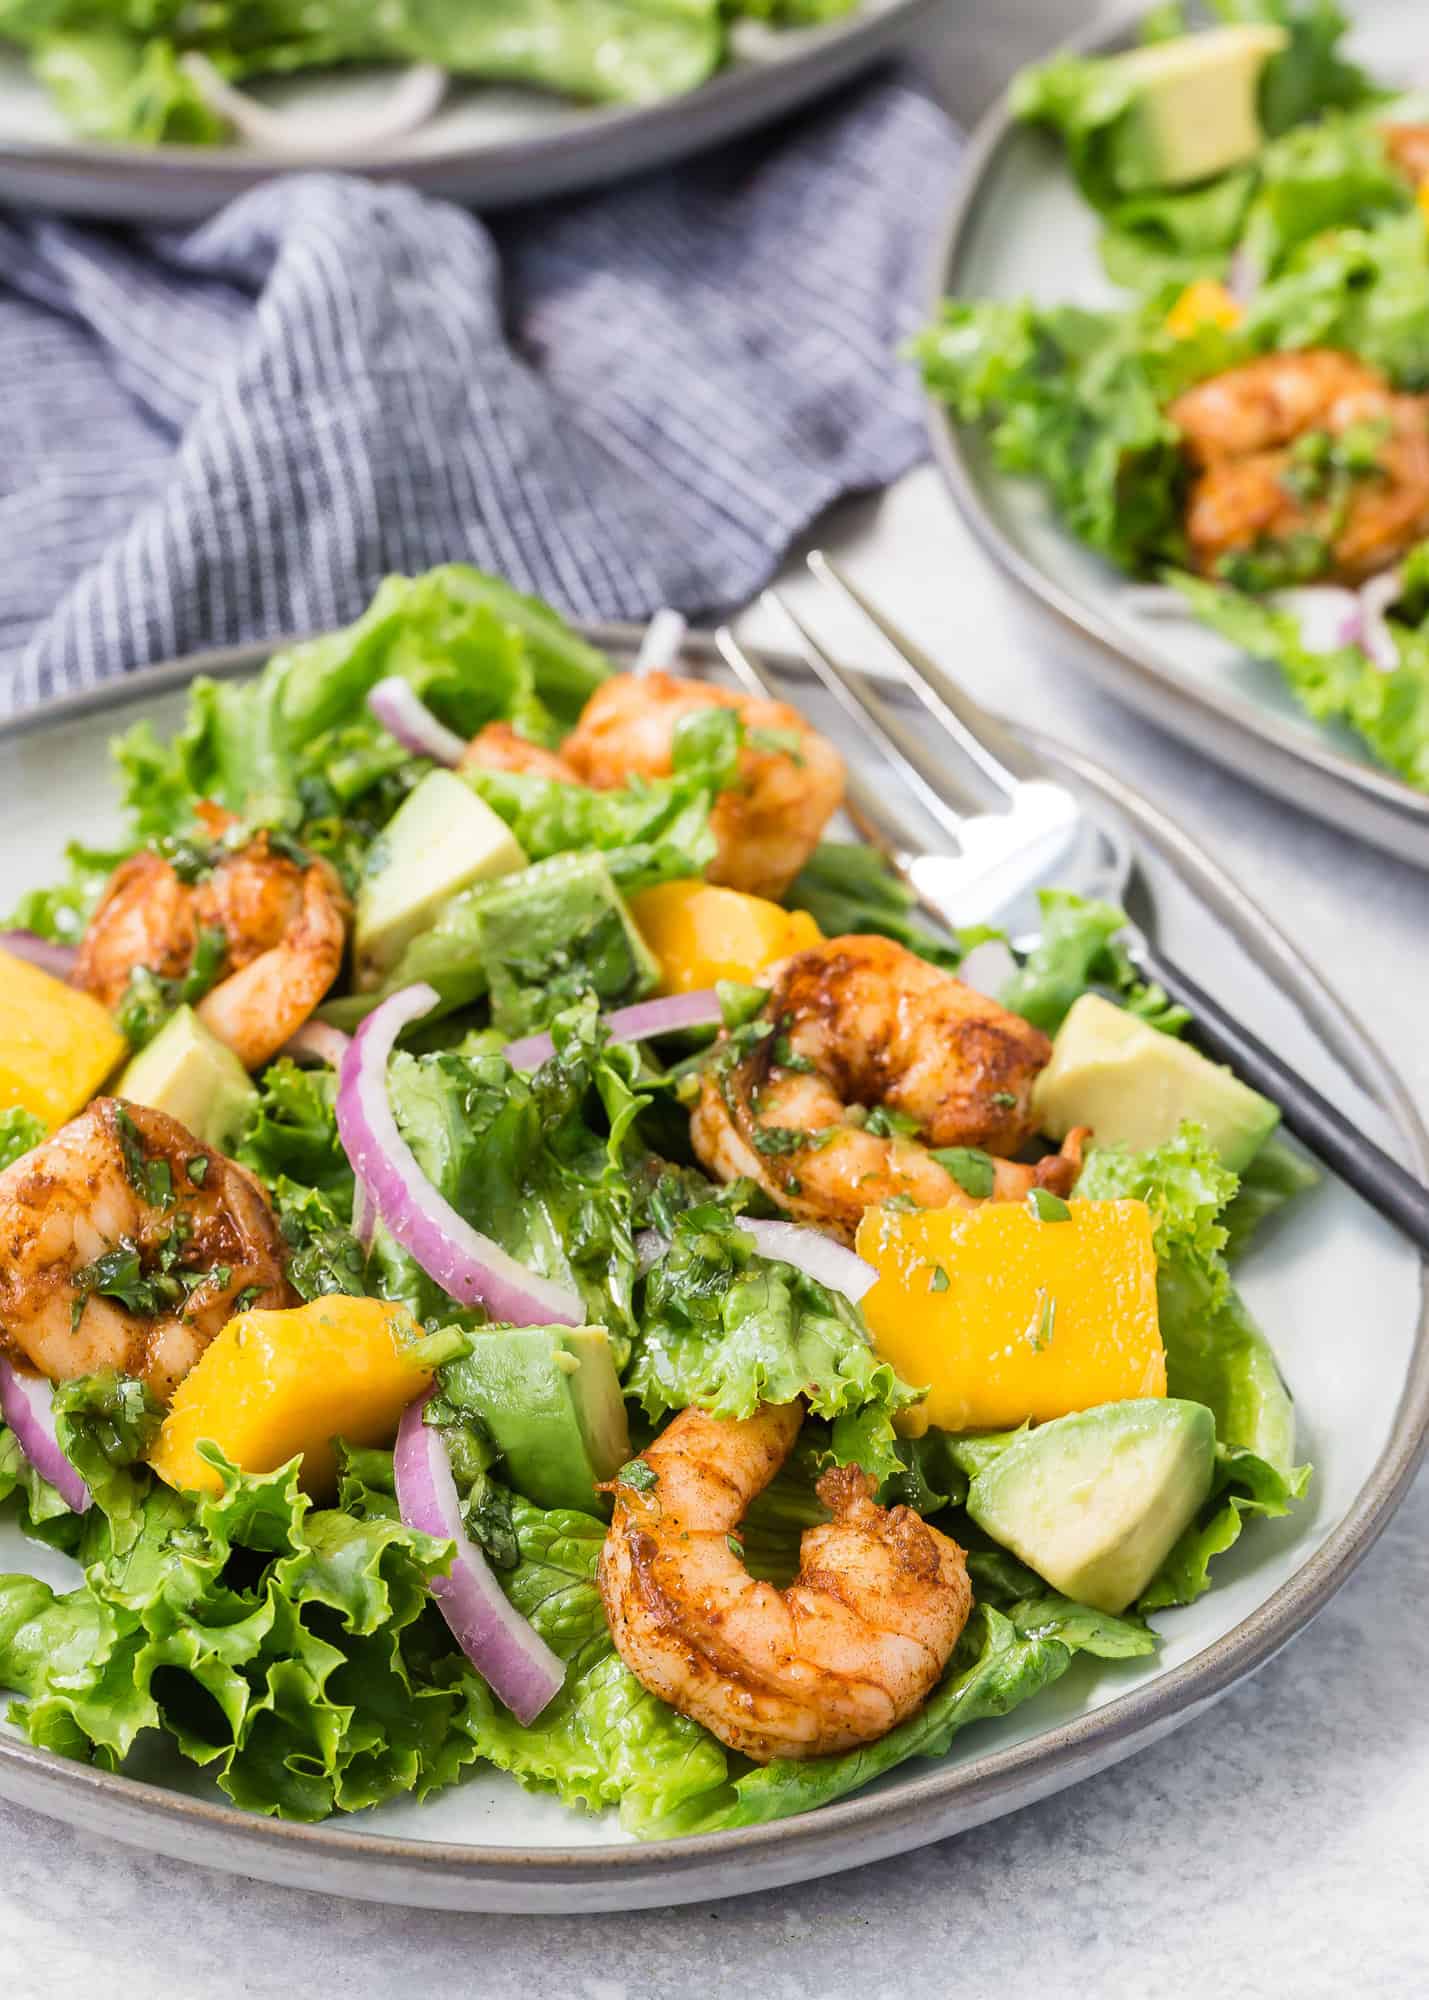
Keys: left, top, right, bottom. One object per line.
{"left": 0, "top": 623, "right": 1424, "bottom": 1914}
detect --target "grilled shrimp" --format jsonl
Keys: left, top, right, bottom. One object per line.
{"left": 599, "top": 1402, "right": 971, "bottom": 1762}
{"left": 461, "top": 722, "right": 581, "bottom": 783}
{"left": 1167, "top": 351, "right": 1429, "bottom": 583}
{"left": 73, "top": 832, "right": 350, "bottom": 1071}
{"left": 691, "top": 934, "right": 1075, "bottom": 1243}
{"left": 1382, "top": 123, "right": 1429, "bottom": 186}
{"left": 0, "top": 1098, "right": 293, "bottom": 1401}
{"left": 560, "top": 672, "right": 844, "bottom": 900}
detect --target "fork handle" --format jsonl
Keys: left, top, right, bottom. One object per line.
{"left": 1129, "top": 942, "right": 1429, "bottom": 1256}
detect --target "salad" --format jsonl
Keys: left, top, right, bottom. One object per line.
{"left": 0, "top": 0, "right": 862, "bottom": 150}
{"left": 0, "top": 566, "right": 1315, "bottom": 1837}
{"left": 917, "top": 0, "right": 1429, "bottom": 794}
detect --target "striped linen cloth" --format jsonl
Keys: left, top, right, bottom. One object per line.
{"left": 0, "top": 73, "right": 959, "bottom": 716}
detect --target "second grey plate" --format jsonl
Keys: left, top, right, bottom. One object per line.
{"left": 924, "top": 0, "right": 1429, "bottom": 871}
{"left": 0, "top": 0, "right": 938, "bottom": 220}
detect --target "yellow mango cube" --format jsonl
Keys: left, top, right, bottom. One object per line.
{"left": 855, "top": 1199, "right": 1164, "bottom": 1433}
{"left": 0, "top": 947, "right": 126, "bottom": 1129}
{"left": 629, "top": 879, "right": 821, "bottom": 994}
{"left": 1165, "top": 278, "right": 1243, "bottom": 339}
{"left": 150, "top": 1296, "right": 437, "bottom": 1498}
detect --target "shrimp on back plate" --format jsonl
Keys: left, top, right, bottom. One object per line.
{"left": 1167, "top": 351, "right": 1429, "bottom": 584}
{"left": 691, "top": 933, "right": 1082, "bottom": 1244}
{"left": 599, "top": 1401, "right": 971, "bottom": 1761}
{"left": 0, "top": 1097, "right": 292, "bottom": 1401}
{"left": 560, "top": 671, "right": 844, "bottom": 900}
{"left": 73, "top": 831, "right": 350, "bottom": 1071}
{"left": 461, "top": 722, "right": 581, "bottom": 783}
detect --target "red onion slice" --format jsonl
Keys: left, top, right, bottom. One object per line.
{"left": 504, "top": 988, "right": 726, "bottom": 1072}
{"left": 336, "top": 983, "right": 582, "bottom": 1325}
{"left": 0, "top": 1359, "right": 90, "bottom": 1514}
{"left": 366, "top": 677, "right": 467, "bottom": 766}
{"left": 633, "top": 608, "right": 688, "bottom": 675}
{"left": 1358, "top": 569, "right": 1404, "bottom": 672}
{"left": 1274, "top": 586, "right": 1364, "bottom": 657}
{"left": 635, "top": 1218, "right": 876, "bottom": 1305}
{"left": 0, "top": 930, "right": 78, "bottom": 980}
{"left": 280, "top": 1022, "right": 352, "bottom": 1069}
{"left": 181, "top": 55, "right": 447, "bottom": 156}
{"left": 394, "top": 1397, "right": 563, "bottom": 1723}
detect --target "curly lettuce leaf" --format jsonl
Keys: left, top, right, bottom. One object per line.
{"left": 999, "top": 889, "right": 1189, "bottom": 1036}
{"left": 0, "top": 1422, "right": 482, "bottom": 1820}
{"left": 0, "top": 1108, "right": 45, "bottom": 1173}
{"left": 1169, "top": 569, "right": 1429, "bottom": 791}
{"left": 1077, "top": 1123, "right": 1310, "bottom": 1604}
{"left": 627, "top": 1203, "right": 917, "bottom": 1466}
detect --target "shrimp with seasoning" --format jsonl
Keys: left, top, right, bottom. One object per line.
{"left": 691, "top": 933, "right": 1081, "bottom": 1244}
{"left": 1167, "top": 350, "right": 1429, "bottom": 584}
{"left": 0, "top": 1097, "right": 293, "bottom": 1402}
{"left": 73, "top": 829, "right": 351, "bottom": 1071}
{"left": 599, "top": 1401, "right": 971, "bottom": 1761}
{"left": 461, "top": 721, "right": 582, "bottom": 784}
{"left": 559, "top": 671, "right": 844, "bottom": 900}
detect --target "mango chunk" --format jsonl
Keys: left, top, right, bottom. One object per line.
{"left": 1165, "top": 278, "right": 1242, "bottom": 338}
{"left": 0, "top": 948, "right": 127, "bottom": 1129}
{"left": 629, "top": 880, "right": 821, "bottom": 994}
{"left": 855, "top": 1199, "right": 1164, "bottom": 1433}
{"left": 150, "top": 1296, "right": 436, "bottom": 1498}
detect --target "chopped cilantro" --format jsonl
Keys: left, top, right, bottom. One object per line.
{"left": 185, "top": 1155, "right": 209, "bottom": 1187}
{"left": 1029, "top": 1290, "right": 1057, "bottom": 1351}
{"left": 928, "top": 1263, "right": 950, "bottom": 1294}
{"left": 865, "top": 1105, "right": 922, "bottom": 1140}
{"left": 931, "top": 1146, "right": 995, "bottom": 1199}
{"left": 1027, "top": 1187, "right": 1072, "bottom": 1223}
{"left": 617, "top": 1458, "right": 658, "bottom": 1493}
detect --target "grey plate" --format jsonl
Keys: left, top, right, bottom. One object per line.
{"left": 924, "top": 0, "right": 1429, "bottom": 872}
{"left": 0, "top": 0, "right": 938, "bottom": 221}
{"left": 0, "top": 626, "right": 1425, "bottom": 1914}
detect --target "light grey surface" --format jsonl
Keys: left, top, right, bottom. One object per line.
{"left": 3, "top": 2, "right": 1427, "bottom": 1992}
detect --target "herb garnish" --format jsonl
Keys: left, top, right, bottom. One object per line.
{"left": 932, "top": 1146, "right": 996, "bottom": 1199}
{"left": 1027, "top": 1188, "right": 1072, "bottom": 1223}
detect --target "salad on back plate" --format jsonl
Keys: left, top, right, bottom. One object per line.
{"left": 0, "top": 566, "right": 1315, "bottom": 1835}
{"left": 0, "top": 0, "right": 864, "bottom": 150}
{"left": 917, "top": 0, "right": 1429, "bottom": 795}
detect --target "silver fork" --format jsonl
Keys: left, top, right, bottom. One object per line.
{"left": 715, "top": 551, "right": 1429, "bottom": 1256}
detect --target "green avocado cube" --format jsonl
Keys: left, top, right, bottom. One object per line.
{"left": 355, "top": 768, "right": 527, "bottom": 990}
{"left": 1033, "top": 993, "right": 1279, "bottom": 1172}
{"left": 441, "top": 1326, "right": 631, "bottom": 1515}
{"left": 1102, "top": 25, "right": 1287, "bottom": 193}
{"left": 967, "top": 1398, "right": 1217, "bottom": 1613}
{"left": 116, "top": 1005, "right": 258, "bottom": 1153}
{"left": 474, "top": 851, "right": 660, "bottom": 1037}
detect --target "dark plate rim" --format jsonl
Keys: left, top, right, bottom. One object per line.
{"left": 922, "top": 0, "right": 1429, "bottom": 840}
{"left": 0, "top": 0, "right": 939, "bottom": 184}
{"left": 0, "top": 625, "right": 1425, "bottom": 1900}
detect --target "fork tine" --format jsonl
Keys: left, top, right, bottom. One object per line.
{"left": 807, "top": 551, "right": 1029, "bottom": 799}
{"left": 758, "top": 589, "right": 971, "bottom": 850}
{"left": 714, "top": 625, "right": 931, "bottom": 871}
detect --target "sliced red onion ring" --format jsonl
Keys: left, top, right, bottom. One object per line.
{"left": 635, "top": 1218, "right": 876, "bottom": 1304}
{"left": 633, "top": 608, "right": 688, "bottom": 675}
{"left": 1225, "top": 245, "right": 1261, "bottom": 307}
{"left": 1358, "top": 569, "right": 1404, "bottom": 672}
{"left": 0, "top": 1358, "right": 90, "bottom": 1514}
{"left": 337, "top": 983, "right": 582, "bottom": 1324}
{"left": 280, "top": 1021, "right": 352, "bottom": 1069}
{"left": 504, "top": 988, "right": 726, "bottom": 1072}
{"left": 366, "top": 677, "right": 466, "bottom": 767}
{"left": 0, "top": 930, "right": 78, "bottom": 979}
{"left": 394, "top": 1396, "right": 563, "bottom": 1723}
{"left": 1274, "top": 586, "right": 1364, "bottom": 657}
{"left": 182, "top": 55, "right": 447, "bottom": 156}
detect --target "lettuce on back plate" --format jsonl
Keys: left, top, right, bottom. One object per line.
{"left": 1077, "top": 1123, "right": 1311, "bottom": 1608}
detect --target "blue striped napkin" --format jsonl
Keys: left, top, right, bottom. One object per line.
{"left": 0, "top": 73, "right": 959, "bottom": 716}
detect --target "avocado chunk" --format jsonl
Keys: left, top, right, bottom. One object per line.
{"left": 1034, "top": 993, "right": 1279, "bottom": 1172}
{"left": 439, "top": 1325, "right": 630, "bottom": 1514}
{"left": 1099, "top": 25, "right": 1287, "bottom": 193}
{"left": 355, "top": 768, "right": 527, "bottom": 990}
{"left": 474, "top": 851, "right": 661, "bottom": 1038}
{"left": 116, "top": 1005, "right": 258, "bottom": 1153}
{"left": 967, "top": 1398, "right": 1217, "bottom": 1613}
